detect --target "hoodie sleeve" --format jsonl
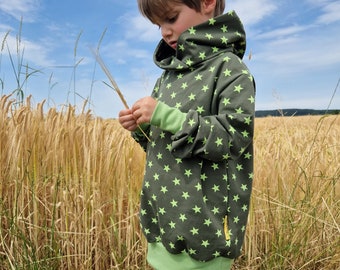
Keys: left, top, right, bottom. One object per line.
{"left": 170, "top": 54, "right": 255, "bottom": 162}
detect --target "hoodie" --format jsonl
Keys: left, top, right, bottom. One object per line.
{"left": 133, "top": 11, "right": 255, "bottom": 261}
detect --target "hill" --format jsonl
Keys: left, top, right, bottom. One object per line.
{"left": 255, "top": 109, "right": 340, "bottom": 117}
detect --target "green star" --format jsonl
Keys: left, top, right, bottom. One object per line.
{"left": 187, "top": 136, "right": 194, "bottom": 143}
{"left": 222, "top": 98, "right": 231, "bottom": 106}
{"left": 202, "top": 85, "right": 209, "bottom": 92}
{"left": 148, "top": 161, "right": 153, "bottom": 168}
{"left": 212, "top": 163, "right": 219, "bottom": 170}
{"left": 181, "top": 82, "right": 188, "bottom": 90}
{"left": 204, "top": 218, "right": 212, "bottom": 226}
{"left": 242, "top": 130, "right": 249, "bottom": 138}
{"left": 175, "top": 158, "right": 182, "bottom": 164}
{"left": 201, "top": 173, "right": 208, "bottom": 181}
{"left": 195, "top": 74, "right": 202, "bottom": 80}
{"left": 212, "top": 185, "right": 220, "bottom": 192}
{"left": 192, "top": 205, "right": 201, "bottom": 213}
{"left": 141, "top": 209, "right": 147, "bottom": 216}
{"left": 213, "top": 251, "right": 221, "bottom": 257}
{"left": 185, "top": 169, "right": 192, "bottom": 177}
{"left": 241, "top": 184, "right": 248, "bottom": 191}
{"left": 159, "top": 208, "right": 166, "bottom": 215}
{"left": 216, "top": 230, "right": 223, "bottom": 237}
{"left": 223, "top": 56, "right": 231, "bottom": 62}
{"left": 229, "top": 126, "right": 236, "bottom": 134}
{"left": 233, "top": 195, "right": 240, "bottom": 202}
{"left": 188, "top": 249, "right": 197, "bottom": 255}
{"left": 166, "top": 83, "right": 172, "bottom": 89}
{"left": 197, "top": 106, "right": 205, "bottom": 114}
{"left": 188, "top": 93, "right": 196, "bottom": 100}
{"left": 161, "top": 186, "right": 168, "bottom": 194}
{"left": 188, "top": 27, "right": 196, "bottom": 35}
{"left": 178, "top": 44, "right": 185, "bottom": 51}
{"left": 212, "top": 46, "right": 219, "bottom": 53}
{"left": 182, "top": 192, "right": 190, "bottom": 199}
{"left": 179, "top": 214, "right": 187, "bottom": 222}
{"left": 234, "top": 84, "right": 243, "bottom": 93}
{"left": 157, "top": 153, "right": 163, "bottom": 159}
{"left": 233, "top": 216, "right": 240, "bottom": 224}
{"left": 188, "top": 119, "right": 196, "bottom": 127}
{"left": 223, "top": 69, "right": 232, "bottom": 77}
{"left": 209, "top": 18, "right": 216, "bottom": 25}
{"left": 173, "top": 178, "right": 181, "bottom": 186}
{"left": 171, "top": 92, "right": 176, "bottom": 99}
{"left": 236, "top": 164, "right": 243, "bottom": 171}
{"left": 215, "top": 137, "right": 223, "bottom": 146}
{"left": 205, "top": 33, "right": 213, "bottom": 40}
{"left": 153, "top": 173, "right": 160, "bottom": 181}
{"left": 169, "top": 221, "right": 176, "bottom": 229}
{"left": 244, "top": 116, "right": 252, "bottom": 125}
{"left": 145, "top": 181, "right": 150, "bottom": 188}
{"left": 170, "top": 199, "right": 178, "bottom": 207}
{"left": 199, "top": 52, "right": 206, "bottom": 60}
{"left": 242, "top": 204, "right": 248, "bottom": 212}
{"left": 221, "top": 25, "right": 228, "bottom": 33}
{"left": 164, "top": 165, "right": 170, "bottom": 172}
{"left": 177, "top": 73, "right": 183, "bottom": 79}
{"left": 195, "top": 182, "right": 202, "bottom": 191}
{"left": 236, "top": 107, "right": 244, "bottom": 114}
{"left": 190, "top": 227, "right": 199, "bottom": 235}
{"left": 209, "top": 66, "right": 216, "bottom": 72}
{"left": 201, "top": 240, "right": 210, "bottom": 247}
{"left": 186, "top": 58, "right": 193, "bottom": 66}
{"left": 244, "top": 152, "right": 252, "bottom": 159}
{"left": 175, "top": 102, "right": 182, "bottom": 109}
{"left": 212, "top": 207, "right": 220, "bottom": 214}
{"left": 221, "top": 36, "right": 228, "bottom": 44}
{"left": 223, "top": 153, "right": 231, "bottom": 160}
{"left": 248, "top": 95, "right": 255, "bottom": 104}
{"left": 176, "top": 64, "right": 184, "bottom": 69}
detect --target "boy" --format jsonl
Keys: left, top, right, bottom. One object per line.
{"left": 119, "top": 0, "right": 255, "bottom": 269}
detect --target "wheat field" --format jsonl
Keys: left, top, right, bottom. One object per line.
{"left": 0, "top": 94, "right": 339, "bottom": 269}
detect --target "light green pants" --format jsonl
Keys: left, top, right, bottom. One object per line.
{"left": 147, "top": 243, "right": 233, "bottom": 270}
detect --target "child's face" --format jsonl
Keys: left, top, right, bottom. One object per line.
{"left": 155, "top": 2, "right": 215, "bottom": 49}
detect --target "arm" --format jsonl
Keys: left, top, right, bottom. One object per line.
{"left": 170, "top": 59, "right": 255, "bottom": 162}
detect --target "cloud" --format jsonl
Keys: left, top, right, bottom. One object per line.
{"left": 124, "top": 15, "right": 160, "bottom": 42}
{"left": 1, "top": 31, "right": 54, "bottom": 67}
{"left": 317, "top": 1, "right": 340, "bottom": 24}
{"left": 226, "top": 0, "right": 278, "bottom": 25}
{"left": 0, "top": 0, "right": 40, "bottom": 22}
{"left": 255, "top": 25, "right": 310, "bottom": 40}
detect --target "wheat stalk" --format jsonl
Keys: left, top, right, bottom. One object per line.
{"left": 90, "top": 48, "right": 150, "bottom": 142}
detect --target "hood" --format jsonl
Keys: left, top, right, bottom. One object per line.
{"left": 154, "top": 11, "right": 247, "bottom": 71}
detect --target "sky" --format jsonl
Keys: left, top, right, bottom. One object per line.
{"left": 0, "top": 0, "right": 339, "bottom": 119}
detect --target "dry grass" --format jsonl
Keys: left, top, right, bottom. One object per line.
{"left": 0, "top": 94, "right": 339, "bottom": 269}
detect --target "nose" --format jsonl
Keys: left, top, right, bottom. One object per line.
{"left": 161, "top": 24, "right": 172, "bottom": 40}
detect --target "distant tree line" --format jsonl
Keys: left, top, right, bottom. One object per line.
{"left": 255, "top": 109, "right": 340, "bottom": 117}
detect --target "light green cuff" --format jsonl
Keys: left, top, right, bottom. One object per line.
{"left": 150, "top": 101, "right": 186, "bottom": 134}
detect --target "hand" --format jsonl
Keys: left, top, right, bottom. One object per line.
{"left": 118, "top": 109, "right": 138, "bottom": 131}
{"left": 131, "top": 97, "right": 157, "bottom": 126}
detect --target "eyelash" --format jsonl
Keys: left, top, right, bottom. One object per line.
{"left": 166, "top": 14, "right": 178, "bottom": 24}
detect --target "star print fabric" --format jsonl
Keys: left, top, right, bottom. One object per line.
{"left": 133, "top": 11, "right": 255, "bottom": 262}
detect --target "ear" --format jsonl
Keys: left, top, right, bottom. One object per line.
{"left": 201, "top": 0, "right": 217, "bottom": 15}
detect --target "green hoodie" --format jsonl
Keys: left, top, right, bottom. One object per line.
{"left": 133, "top": 11, "right": 255, "bottom": 261}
